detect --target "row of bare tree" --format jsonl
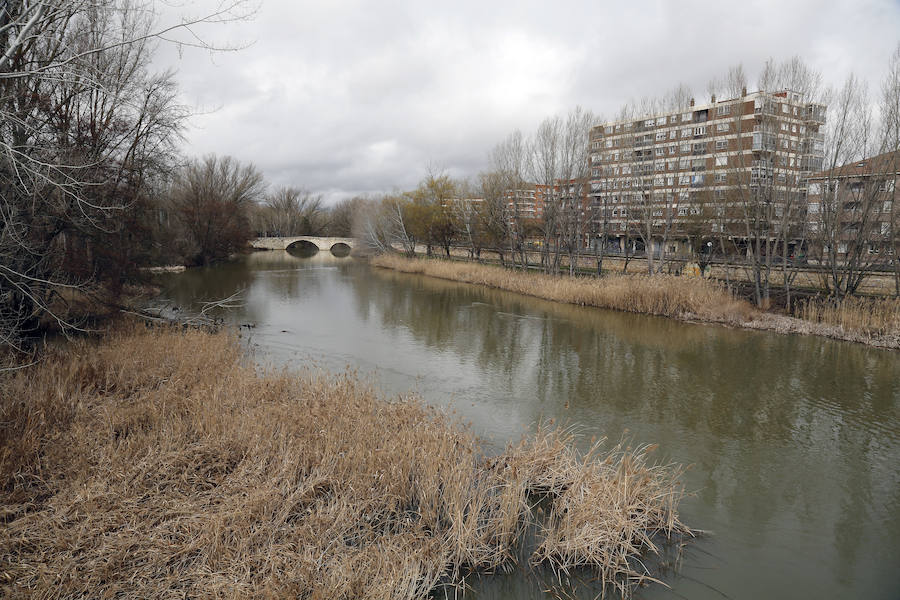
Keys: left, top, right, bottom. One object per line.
{"left": 356, "top": 109, "right": 599, "bottom": 276}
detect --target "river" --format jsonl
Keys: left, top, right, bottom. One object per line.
{"left": 154, "top": 250, "right": 900, "bottom": 600}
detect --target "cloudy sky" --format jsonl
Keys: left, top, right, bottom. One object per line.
{"left": 155, "top": 0, "right": 900, "bottom": 204}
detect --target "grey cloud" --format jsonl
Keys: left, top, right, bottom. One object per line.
{"left": 157, "top": 0, "right": 900, "bottom": 205}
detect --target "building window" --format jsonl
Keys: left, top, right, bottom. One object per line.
{"left": 715, "top": 173, "right": 727, "bottom": 183}
{"left": 670, "top": 130, "right": 677, "bottom": 139}
{"left": 682, "top": 112, "right": 692, "bottom": 122}
{"left": 715, "top": 155, "right": 727, "bottom": 167}
{"left": 717, "top": 122, "right": 729, "bottom": 132}
{"left": 717, "top": 105, "right": 731, "bottom": 115}
{"left": 716, "top": 140, "right": 727, "bottom": 150}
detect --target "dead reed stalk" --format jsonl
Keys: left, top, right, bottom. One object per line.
{"left": 0, "top": 325, "right": 690, "bottom": 598}
{"left": 797, "top": 296, "right": 900, "bottom": 339}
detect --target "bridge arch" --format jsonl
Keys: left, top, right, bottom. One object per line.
{"left": 285, "top": 239, "right": 320, "bottom": 255}
{"left": 329, "top": 242, "right": 352, "bottom": 257}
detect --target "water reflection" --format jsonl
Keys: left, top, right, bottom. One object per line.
{"left": 154, "top": 253, "right": 900, "bottom": 600}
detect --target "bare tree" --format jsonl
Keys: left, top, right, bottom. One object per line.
{"left": 490, "top": 130, "right": 530, "bottom": 268}
{"left": 475, "top": 170, "right": 512, "bottom": 264}
{"left": 529, "top": 115, "right": 563, "bottom": 273}
{"left": 882, "top": 44, "right": 900, "bottom": 295}
{"left": 557, "top": 106, "right": 595, "bottom": 275}
{"left": 726, "top": 57, "right": 824, "bottom": 308}
{"left": 810, "top": 74, "right": 894, "bottom": 297}
{"left": 254, "top": 187, "right": 325, "bottom": 237}
{"left": 325, "top": 196, "right": 362, "bottom": 238}
{"left": 169, "top": 155, "right": 264, "bottom": 265}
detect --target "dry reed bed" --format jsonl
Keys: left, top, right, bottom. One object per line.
{"left": 0, "top": 326, "right": 689, "bottom": 599}
{"left": 372, "top": 254, "right": 752, "bottom": 323}
{"left": 797, "top": 296, "right": 900, "bottom": 339}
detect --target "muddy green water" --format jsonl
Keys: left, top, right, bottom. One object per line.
{"left": 155, "top": 251, "right": 900, "bottom": 600}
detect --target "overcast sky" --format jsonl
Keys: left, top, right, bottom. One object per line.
{"left": 155, "top": 0, "right": 900, "bottom": 204}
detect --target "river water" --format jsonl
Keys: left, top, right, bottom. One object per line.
{"left": 154, "top": 250, "right": 900, "bottom": 600}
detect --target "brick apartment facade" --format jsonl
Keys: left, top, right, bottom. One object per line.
{"left": 504, "top": 180, "right": 592, "bottom": 247}
{"left": 806, "top": 149, "right": 898, "bottom": 261}
{"left": 588, "top": 89, "right": 827, "bottom": 258}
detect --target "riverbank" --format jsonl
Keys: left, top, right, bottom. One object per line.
{"left": 370, "top": 254, "right": 900, "bottom": 350}
{"left": 0, "top": 325, "right": 689, "bottom": 599}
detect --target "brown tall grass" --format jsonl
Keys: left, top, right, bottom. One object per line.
{"left": 372, "top": 254, "right": 753, "bottom": 323}
{"left": 797, "top": 296, "right": 900, "bottom": 339}
{"left": 0, "top": 325, "right": 690, "bottom": 599}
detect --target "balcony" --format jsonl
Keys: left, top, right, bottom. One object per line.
{"left": 752, "top": 132, "right": 776, "bottom": 152}
{"left": 800, "top": 156, "right": 824, "bottom": 172}
{"left": 754, "top": 102, "right": 777, "bottom": 117}
{"left": 805, "top": 104, "right": 826, "bottom": 125}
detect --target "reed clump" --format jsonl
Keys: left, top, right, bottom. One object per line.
{"left": 797, "top": 295, "right": 900, "bottom": 339}
{"left": 0, "top": 326, "right": 690, "bottom": 598}
{"left": 371, "top": 254, "right": 753, "bottom": 324}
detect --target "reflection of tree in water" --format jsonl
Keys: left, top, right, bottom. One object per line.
{"left": 153, "top": 259, "right": 261, "bottom": 324}
{"left": 362, "top": 266, "right": 900, "bottom": 593}
{"left": 365, "top": 267, "right": 899, "bottom": 441}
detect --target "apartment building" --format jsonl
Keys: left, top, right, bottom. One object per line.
{"left": 504, "top": 180, "right": 592, "bottom": 247}
{"left": 589, "top": 89, "right": 827, "bottom": 258}
{"left": 806, "top": 149, "right": 898, "bottom": 261}
{"left": 504, "top": 184, "right": 546, "bottom": 233}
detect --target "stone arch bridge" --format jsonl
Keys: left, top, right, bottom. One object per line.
{"left": 251, "top": 236, "right": 356, "bottom": 253}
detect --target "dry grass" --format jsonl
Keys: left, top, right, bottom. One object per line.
{"left": 797, "top": 296, "right": 900, "bottom": 339}
{"left": 0, "top": 325, "right": 690, "bottom": 599}
{"left": 372, "top": 254, "right": 753, "bottom": 324}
